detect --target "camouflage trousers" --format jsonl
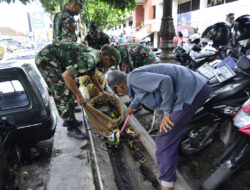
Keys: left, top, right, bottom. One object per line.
{"left": 36, "top": 59, "right": 76, "bottom": 122}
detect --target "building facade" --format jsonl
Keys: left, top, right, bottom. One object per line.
{"left": 108, "top": 0, "right": 250, "bottom": 48}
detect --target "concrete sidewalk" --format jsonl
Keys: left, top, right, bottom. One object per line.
{"left": 47, "top": 111, "right": 95, "bottom": 190}
{"left": 46, "top": 99, "right": 117, "bottom": 190}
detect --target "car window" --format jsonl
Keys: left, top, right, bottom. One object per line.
{"left": 0, "top": 80, "right": 30, "bottom": 111}
{"left": 178, "top": 29, "right": 189, "bottom": 38}
{"left": 178, "top": 28, "right": 196, "bottom": 38}
{"left": 188, "top": 29, "right": 195, "bottom": 36}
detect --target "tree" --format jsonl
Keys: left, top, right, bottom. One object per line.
{"left": 82, "top": 0, "right": 129, "bottom": 30}
{"left": 0, "top": 0, "right": 136, "bottom": 12}
{"left": 0, "top": 0, "right": 135, "bottom": 29}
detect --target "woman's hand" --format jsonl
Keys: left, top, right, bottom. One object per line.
{"left": 160, "top": 114, "right": 174, "bottom": 133}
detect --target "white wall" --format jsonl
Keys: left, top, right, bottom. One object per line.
{"left": 173, "top": 0, "right": 250, "bottom": 34}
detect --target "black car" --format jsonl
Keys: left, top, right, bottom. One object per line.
{"left": 0, "top": 118, "right": 21, "bottom": 190}
{"left": 0, "top": 61, "right": 56, "bottom": 145}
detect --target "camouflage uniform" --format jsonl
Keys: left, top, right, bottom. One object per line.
{"left": 35, "top": 42, "right": 100, "bottom": 122}
{"left": 114, "top": 43, "right": 155, "bottom": 73}
{"left": 84, "top": 31, "right": 110, "bottom": 50}
{"left": 53, "top": 9, "right": 78, "bottom": 43}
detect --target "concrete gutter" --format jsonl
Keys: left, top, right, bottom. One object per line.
{"left": 125, "top": 113, "right": 193, "bottom": 190}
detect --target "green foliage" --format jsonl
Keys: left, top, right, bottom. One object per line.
{"left": 0, "top": 0, "right": 30, "bottom": 4}
{"left": 82, "top": 0, "right": 130, "bottom": 30}
{"left": 0, "top": 0, "right": 136, "bottom": 29}
{"left": 101, "top": 0, "right": 136, "bottom": 10}
{"left": 0, "top": 0, "right": 136, "bottom": 11}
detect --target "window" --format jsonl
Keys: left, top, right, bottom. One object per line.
{"left": 153, "top": 5, "right": 156, "bottom": 19}
{"left": 23, "top": 64, "right": 49, "bottom": 103}
{"left": 178, "top": 1, "right": 191, "bottom": 14}
{"left": 178, "top": 28, "right": 196, "bottom": 38}
{"left": 192, "top": 0, "right": 200, "bottom": 11}
{"left": 207, "top": 0, "right": 224, "bottom": 7}
{"left": 119, "top": 25, "right": 121, "bottom": 29}
{"left": 0, "top": 80, "right": 29, "bottom": 111}
{"left": 123, "top": 23, "right": 126, "bottom": 28}
{"left": 226, "top": 0, "right": 238, "bottom": 3}
{"left": 129, "top": 21, "right": 133, "bottom": 27}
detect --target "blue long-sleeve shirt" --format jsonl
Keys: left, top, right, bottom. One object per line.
{"left": 127, "top": 64, "right": 208, "bottom": 115}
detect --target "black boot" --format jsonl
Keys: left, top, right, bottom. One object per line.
{"left": 74, "top": 105, "right": 82, "bottom": 113}
{"left": 67, "top": 125, "right": 87, "bottom": 140}
{"left": 63, "top": 119, "right": 82, "bottom": 127}
{"left": 74, "top": 102, "right": 82, "bottom": 113}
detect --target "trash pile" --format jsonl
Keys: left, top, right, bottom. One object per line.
{"left": 91, "top": 95, "right": 120, "bottom": 119}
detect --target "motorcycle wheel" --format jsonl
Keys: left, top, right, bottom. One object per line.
{"left": 201, "top": 162, "right": 235, "bottom": 190}
{"left": 180, "top": 124, "right": 215, "bottom": 155}
{"left": 3, "top": 145, "right": 22, "bottom": 190}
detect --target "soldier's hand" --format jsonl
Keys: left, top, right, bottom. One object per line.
{"left": 76, "top": 94, "right": 86, "bottom": 107}
{"left": 100, "top": 91, "right": 110, "bottom": 97}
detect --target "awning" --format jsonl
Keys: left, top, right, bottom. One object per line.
{"left": 133, "top": 28, "right": 152, "bottom": 41}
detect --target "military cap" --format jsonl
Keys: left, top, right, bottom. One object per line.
{"left": 69, "top": 0, "right": 85, "bottom": 8}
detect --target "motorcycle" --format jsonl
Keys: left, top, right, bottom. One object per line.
{"left": 174, "top": 39, "right": 219, "bottom": 70}
{"left": 201, "top": 98, "right": 250, "bottom": 190}
{"left": 180, "top": 56, "right": 250, "bottom": 155}
{"left": 0, "top": 118, "right": 21, "bottom": 190}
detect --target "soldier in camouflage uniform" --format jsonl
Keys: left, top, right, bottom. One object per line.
{"left": 85, "top": 22, "right": 111, "bottom": 50}
{"left": 53, "top": 0, "right": 86, "bottom": 129}
{"left": 114, "top": 43, "right": 156, "bottom": 73}
{"left": 35, "top": 42, "right": 120, "bottom": 139}
{"left": 53, "top": 0, "right": 85, "bottom": 43}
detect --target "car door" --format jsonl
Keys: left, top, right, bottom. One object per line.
{"left": 0, "top": 67, "right": 44, "bottom": 142}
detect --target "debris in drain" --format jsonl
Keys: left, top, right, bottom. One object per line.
{"left": 91, "top": 96, "right": 120, "bottom": 119}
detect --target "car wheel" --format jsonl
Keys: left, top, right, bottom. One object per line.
{"left": 4, "top": 145, "right": 22, "bottom": 190}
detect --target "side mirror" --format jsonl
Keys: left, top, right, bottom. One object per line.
{"left": 178, "top": 31, "right": 183, "bottom": 38}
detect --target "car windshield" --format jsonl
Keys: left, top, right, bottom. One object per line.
{"left": 178, "top": 28, "right": 196, "bottom": 38}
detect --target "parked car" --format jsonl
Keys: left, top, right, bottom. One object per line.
{"left": 173, "top": 26, "right": 196, "bottom": 46}
{"left": 0, "top": 39, "right": 23, "bottom": 53}
{"left": 0, "top": 118, "right": 21, "bottom": 190}
{"left": 0, "top": 61, "right": 57, "bottom": 145}
{"left": 0, "top": 46, "right": 4, "bottom": 60}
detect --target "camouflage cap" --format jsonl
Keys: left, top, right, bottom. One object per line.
{"left": 88, "top": 22, "right": 98, "bottom": 32}
{"left": 101, "top": 45, "right": 121, "bottom": 65}
{"left": 69, "top": 0, "right": 85, "bottom": 8}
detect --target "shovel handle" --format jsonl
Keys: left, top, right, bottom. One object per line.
{"left": 120, "top": 115, "right": 131, "bottom": 134}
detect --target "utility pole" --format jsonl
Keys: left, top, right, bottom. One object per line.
{"left": 159, "top": 0, "right": 175, "bottom": 63}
